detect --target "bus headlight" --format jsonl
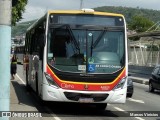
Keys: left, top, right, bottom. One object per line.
{"left": 113, "top": 77, "right": 126, "bottom": 90}
{"left": 44, "top": 72, "right": 59, "bottom": 88}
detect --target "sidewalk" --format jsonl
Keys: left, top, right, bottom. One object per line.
{"left": 10, "top": 78, "right": 37, "bottom": 112}
{"left": 10, "top": 78, "right": 39, "bottom": 120}
{"left": 9, "top": 76, "right": 50, "bottom": 120}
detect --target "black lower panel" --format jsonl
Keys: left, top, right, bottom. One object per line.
{"left": 64, "top": 92, "right": 109, "bottom": 102}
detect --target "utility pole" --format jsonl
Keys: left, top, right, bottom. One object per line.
{"left": 80, "top": 0, "right": 83, "bottom": 9}
{"left": 0, "top": 0, "right": 11, "bottom": 120}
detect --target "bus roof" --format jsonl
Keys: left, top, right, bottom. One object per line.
{"left": 27, "top": 9, "right": 125, "bottom": 31}
{"left": 47, "top": 9, "right": 124, "bottom": 17}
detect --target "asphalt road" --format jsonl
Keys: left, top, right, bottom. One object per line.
{"left": 10, "top": 65, "right": 160, "bottom": 120}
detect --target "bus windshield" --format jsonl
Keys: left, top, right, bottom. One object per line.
{"left": 47, "top": 24, "right": 125, "bottom": 73}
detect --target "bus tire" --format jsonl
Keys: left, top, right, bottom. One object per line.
{"left": 149, "top": 82, "right": 154, "bottom": 92}
{"left": 35, "top": 72, "right": 39, "bottom": 96}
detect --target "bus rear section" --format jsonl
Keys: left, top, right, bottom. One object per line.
{"left": 25, "top": 9, "right": 128, "bottom": 109}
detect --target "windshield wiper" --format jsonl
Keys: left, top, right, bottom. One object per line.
{"left": 65, "top": 25, "right": 80, "bottom": 53}
{"left": 90, "top": 34, "right": 94, "bottom": 57}
{"left": 50, "top": 24, "right": 80, "bottom": 53}
{"left": 92, "top": 29, "right": 107, "bottom": 49}
{"left": 91, "top": 26, "right": 125, "bottom": 49}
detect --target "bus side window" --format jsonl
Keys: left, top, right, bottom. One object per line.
{"left": 53, "top": 35, "right": 67, "bottom": 57}
{"left": 39, "top": 33, "right": 45, "bottom": 60}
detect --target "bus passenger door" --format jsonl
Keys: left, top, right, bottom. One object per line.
{"left": 33, "top": 55, "right": 43, "bottom": 96}
{"left": 38, "top": 59, "right": 43, "bottom": 97}
{"left": 31, "top": 55, "right": 39, "bottom": 93}
{"left": 31, "top": 54, "right": 42, "bottom": 96}
{"left": 31, "top": 55, "right": 43, "bottom": 96}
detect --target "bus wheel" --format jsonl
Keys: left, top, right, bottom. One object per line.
{"left": 95, "top": 103, "right": 107, "bottom": 110}
{"left": 149, "top": 82, "right": 154, "bottom": 92}
{"left": 35, "top": 72, "right": 39, "bottom": 96}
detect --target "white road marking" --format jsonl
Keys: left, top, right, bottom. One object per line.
{"left": 114, "top": 107, "right": 145, "bottom": 120}
{"left": 114, "top": 107, "right": 125, "bottom": 112}
{"left": 128, "top": 98, "right": 145, "bottom": 104}
{"left": 44, "top": 106, "right": 62, "bottom": 120}
{"left": 135, "top": 117, "right": 145, "bottom": 120}
{"left": 16, "top": 74, "right": 26, "bottom": 85}
{"left": 16, "top": 74, "right": 62, "bottom": 120}
{"left": 54, "top": 117, "right": 62, "bottom": 120}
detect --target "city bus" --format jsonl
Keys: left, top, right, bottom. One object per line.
{"left": 24, "top": 9, "right": 128, "bottom": 110}
{"left": 14, "top": 45, "right": 25, "bottom": 63}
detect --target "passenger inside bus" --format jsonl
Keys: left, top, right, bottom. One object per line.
{"left": 52, "top": 35, "right": 67, "bottom": 57}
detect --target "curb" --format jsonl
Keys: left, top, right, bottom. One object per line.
{"left": 130, "top": 77, "right": 149, "bottom": 85}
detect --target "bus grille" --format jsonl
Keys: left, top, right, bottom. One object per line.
{"left": 64, "top": 92, "right": 109, "bottom": 102}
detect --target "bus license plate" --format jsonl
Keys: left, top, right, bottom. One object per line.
{"left": 78, "top": 98, "right": 94, "bottom": 103}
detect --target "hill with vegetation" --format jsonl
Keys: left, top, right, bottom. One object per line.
{"left": 94, "top": 6, "right": 160, "bottom": 23}
{"left": 11, "top": 20, "right": 36, "bottom": 37}
{"left": 12, "top": 6, "right": 160, "bottom": 37}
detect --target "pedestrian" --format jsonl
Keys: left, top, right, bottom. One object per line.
{"left": 11, "top": 54, "right": 18, "bottom": 80}
{"left": 23, "top": 53, "right": 29, "bottom": 71}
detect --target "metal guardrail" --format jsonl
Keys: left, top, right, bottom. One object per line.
{"left": 128, "top": 31, "right": 160, "bottom": 38}
{"left": 128, "top": 65, "right": 154, "bottom": 85}
{"left": 130, "top": 76, "right": 149, "bottom": 85}
{"left": 129, "top": 65, "right": 154, "bottom": 75}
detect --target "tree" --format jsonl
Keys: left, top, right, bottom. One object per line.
{"left": 12, "top": 0, "right": 28, "bottom": 26}
{"left": 128, "top": 15, "right": 154, "bottom": 33}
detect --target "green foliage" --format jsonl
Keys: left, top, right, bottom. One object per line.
{"left": 128, "top": 15, "right": 154, "bottom": 32}
{"left": 12, "top": 0, "right": 28, "bottom": 26}
{"left": 146, "top": 44, "right": 159, "bottom": 51}
{"left": 94, "top": 6, "right": 157, "bottom": 33}
{"left": 94, "top": 6, "right": 160, "bottom": 23}
{"left": 12, "top": 20, "right": 36, "bottom": 37}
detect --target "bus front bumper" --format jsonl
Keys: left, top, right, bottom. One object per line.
{"left": 42, "top": 84, "right": 127, "bottom": 104}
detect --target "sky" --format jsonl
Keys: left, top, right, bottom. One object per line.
{"left": 20, "top": 0, "right": 160, "bottom": 22}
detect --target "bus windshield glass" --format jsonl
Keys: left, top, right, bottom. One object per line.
{"left": 47, "top": 15, "right": 125, "bottom": 74}
{"left": 47, "top": 26, "right": 125, "bottom": 73}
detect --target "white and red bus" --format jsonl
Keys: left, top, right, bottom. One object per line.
{"left": 24, "top": 9, "right": 128, "bottom": 110}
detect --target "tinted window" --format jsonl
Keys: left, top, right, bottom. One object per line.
{"left": 153, "top": 67, "right": 160, "bottom": 75}
{"left": 157, "top": 67, "right": 160, "bottom": 75}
